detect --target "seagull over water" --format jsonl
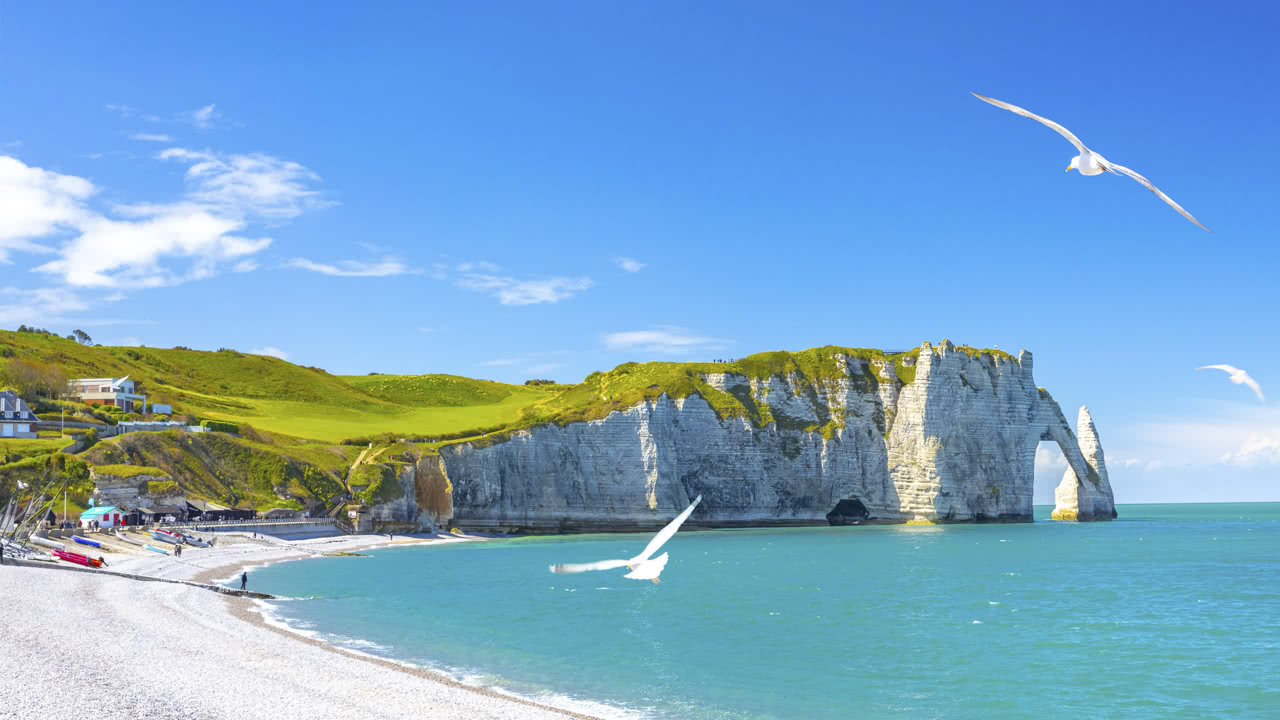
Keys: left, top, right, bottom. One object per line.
{"left": 549, "top": 494, "right": 702, "bottom": 584}
{"left": 972, "top": 92, "right": 1209, "bottom": 231}
{"left": 1197, "top": 365, "right": 1265, "bottom": 402}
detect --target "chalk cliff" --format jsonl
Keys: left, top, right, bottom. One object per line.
{"left": 432, "top": 341, "right": 1115, "bottom": 532}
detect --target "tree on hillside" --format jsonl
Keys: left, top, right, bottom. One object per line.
{"left": 0, "top": 358, "right": 70, "bottom": 400}
{"left": 72, "top": 329, "right": 93, "bottom": 345}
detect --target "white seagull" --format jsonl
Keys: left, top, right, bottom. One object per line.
{"left": 549, "top": 494, "right": 702, "bottom": 584}
{"left": 1197, "top": 365, "right": 1265, "bottom": 402}
{"left": 972, "top": 92, "right": 1209, "bottom": 231}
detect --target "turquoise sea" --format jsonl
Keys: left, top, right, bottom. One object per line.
{"left": 249, "top": 504, "right": 1279, "bottom": 719}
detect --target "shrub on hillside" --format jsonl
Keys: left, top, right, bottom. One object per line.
{"left": 201, "top": 419, "right": 240, "bottom": 434}
{"left": 524, "top": 379, "right": 557, "bottom": 386}
{"left": 0, "top": 345, "right": 15, "bottom": 358}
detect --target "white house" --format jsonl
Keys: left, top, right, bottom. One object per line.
{"left": 0, "top": 390, "right": 40, "bottom": 439}
{"left": 80, "top": 505, "right": 126, "bottom": 529}
{"left": 69, "top": 376, "right": 147, "bottom": 413}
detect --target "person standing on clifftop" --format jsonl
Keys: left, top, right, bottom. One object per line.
{"left": 240, "top": 571, "right": 247, "bottom": 591}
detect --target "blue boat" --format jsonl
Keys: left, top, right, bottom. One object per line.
{"left": 72, "top": 535, "right": 102, "bottom": 549}
{"left": 144, "top": 544, "right": 170, "bottom": 555}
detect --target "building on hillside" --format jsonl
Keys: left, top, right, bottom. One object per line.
{"left": 150, "top": 403, "right": 173, "bottom": 415}
{"left": 263, "top": 507, "right": 300, "bottom": 519}
{"left": 187, "top": 499, "right": 256, "bottom": 521}
{"left": 80, "top": 505, "right": 126, "bottom": 529}
{"left": 135, "top": 505, "right": 187, "bottom": 523}
{"left": 0, "top": 390, "right": 40, "bottom": 439}
{"left": 69, "top": 376, "right": 147, "bottom": 412}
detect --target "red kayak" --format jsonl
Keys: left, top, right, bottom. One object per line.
{"left": 53, "top": 549, "right": 103, "bottom": 568}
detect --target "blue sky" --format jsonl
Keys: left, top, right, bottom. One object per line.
{"left": 2, "top": 2, "right": 1277, "bottom": 501}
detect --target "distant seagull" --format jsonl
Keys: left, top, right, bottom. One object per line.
{"left": 1197, "top": 365, "right": 1265, "bottom": 402}
{"left": 971, "top": 92, "right": 1209, "bottom": 231}
{"left": 549, "top": 494, "right": 702, "bottom": 584}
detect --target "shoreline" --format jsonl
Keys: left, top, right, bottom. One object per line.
{"left": 3, "top": 530, "right": 612, "bottom": 720}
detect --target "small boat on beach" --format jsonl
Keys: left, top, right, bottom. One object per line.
{"left": 144, "top": 544, "right": 170, "bottom": 555}
{"left": 29, "top": 535, "right": 65, "bottom": 550}
{"left": 183, "top": 535, "right": 210, "bottom": 548}
{"left": 113, "top": 532, "right": 144, "bottom": 547}
{"left": 72, "top": 535, "right": 102, "bottom": 549}
{"left": 53, "top": 549, "right": 102, "bottom": 568}
{"left": 150, "top": 530, "right": 181, "bottom": 544}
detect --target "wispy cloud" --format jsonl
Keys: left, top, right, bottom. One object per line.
{"left": 603, "top": 327, "right": 731, "bottom": 355}
{"left": 250, "top": 346, "right": 289, "bottom": 360}
{"left": 233, "top": 259, "right": 259, "bottom": 273}
{"left": 418, "top": 327, "right": 434, "bottom": 333}
{"left": 615, "top": 257, "right": 646, "bottom": 272}
{"left": 457, "top": 274, "right": 593, "bottom": 306}
{"left": 157, "top": 147, "right": 333, "bottom": 220}
{"left": 0, "top": 286, "right": 92, "bottom": 324}
{"left": 480, "top": 358, "right": 520, "bottom": 367}
{"left": 1220, "top": 433, "right": 1280, "bottom": 466}
{"left": 286, "top": 257, "right": 416, "bottom": 277}
{"left": 131, "top": 133, "right": 174, "bottom": 143}
{"left": 105, "top": 103, "right": 163, "bottom": 122}
{"left": 180, "top": 104, "right": 222, "bottom": 129}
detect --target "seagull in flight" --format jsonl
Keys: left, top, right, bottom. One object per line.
{"left": 1197, "top": 365, "right": 1265, "bottom": 402}
{"left": 549, "top": 494, "right": 702, "bottom": 584}
{"left": 972, "top": 92, "right": 1209, "bottom": 231}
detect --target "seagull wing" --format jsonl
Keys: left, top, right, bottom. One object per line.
{"left": 634, "top": 494, "right": 703, "bottom": 563}
{"left": 1102, "top": 160, "right": 1210, "bottom": 231}
{"left": 624, "top": 552, "right": 669, "bottom": 581}
{"left": 1240, "top": 375, "right": 1266, "bottom": 402}
{"left": 1196, "top": 365, "right": 1239, "bottom": 374}
{"left": 971, "top": 92, "right": 1088, "bottom": 153}
{"left": 549, "top": 559, "right": 631, "bottom": 574}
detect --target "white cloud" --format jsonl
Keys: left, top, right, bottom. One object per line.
{"left": 480, "top": 359, "right": 520, "bottom": 367}
{"left": 615, "top": 257, "right": 646, "bottom": 272}
{"left": 250, "top": 346, "right": 289, "bottom": 360}
{"left": 0, "top": 156, "right": 95, "bottom": 262}
{"left": 131, "top": 133, "right": 174, "bottom": 143}
{"left": 286, "top": 257, "right": 415, "bottom": 277}
{"left": 1220, "top": 433, "right": 1280, "bottom": 467}
{"left": 233, "top": 259, "right": 259, "bottom": 273}
{"left": 180, "top": 104, "right": 222, "bottom": 129}
{"left": 603, "top": 327, "right": 731, "bottom": 355}
{"left": 4, "top": 148, "right": 327, "bottom": 289}
{"left": 418, "top": 327, "right": 434, "bottom": 333}
{"left": 36, "top": 208, "right": 270, "bottom": 288}
{"left": 158, "top": 147, "right": 332, "bottom": 220}
{"left": 457, "top": 273, "right": 593, "bottom": 306}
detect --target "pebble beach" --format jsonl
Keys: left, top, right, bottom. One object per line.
{"left": 0, "top": 532, "right": 601, "bottom": 720}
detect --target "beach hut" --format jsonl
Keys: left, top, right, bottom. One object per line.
{"left": 79, "top": 506, "right": 126, "bottom": 529}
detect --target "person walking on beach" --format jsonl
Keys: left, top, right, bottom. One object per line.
{"left": 240, "top": 571, "right": 248, "bottom": 591}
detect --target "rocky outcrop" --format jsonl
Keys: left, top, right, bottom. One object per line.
{"left": 368, "top": 455, "right": 454, "bottom": 532}
{"left": 437, "top": 342, "right": 1115, "bottom": 532}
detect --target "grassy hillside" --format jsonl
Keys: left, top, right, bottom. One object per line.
{"left": 0, "top": 330, "right": 559, "bottom": 442}
{"left": 81, "top": 430, "right": 361, "bottom": 511}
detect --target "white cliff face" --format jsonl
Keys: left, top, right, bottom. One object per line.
{"left": 438, "top": 343, "right": 1115, "bottom": 532}
{"left": 1053, "top": 406, "right": 1117, "bottom": 521}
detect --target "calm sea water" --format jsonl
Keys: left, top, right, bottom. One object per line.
{"left": 249, "top": 504, "right": 1279, "bottom": 719}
